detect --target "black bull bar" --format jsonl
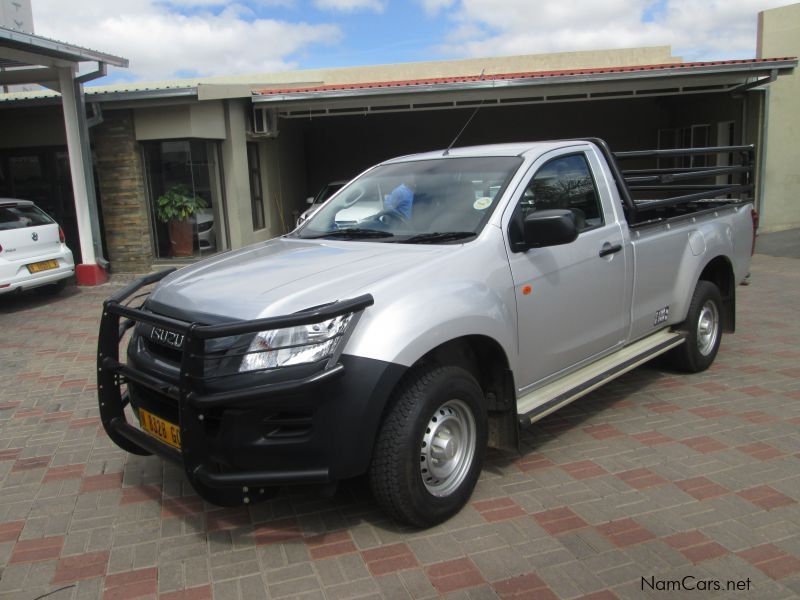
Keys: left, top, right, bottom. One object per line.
{"left": 97, "top": 268, "right": 373, "bottom": 505}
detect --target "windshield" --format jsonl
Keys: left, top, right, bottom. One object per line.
{"left": 293, "top": 156, "right": 522, "bottom": 243}
{"left": 0, "top": 204, "right": 54, "bottom": 231}
{"left": 313, "top": 183, "right": 345, "bottom": 206}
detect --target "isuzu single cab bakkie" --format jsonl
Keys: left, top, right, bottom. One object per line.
{"left": 98, "top": 138, "right": 757, "bottom": 526}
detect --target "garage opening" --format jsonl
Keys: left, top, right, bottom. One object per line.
{"left": 269, "top": 94, "right": 756, "bottom": 228}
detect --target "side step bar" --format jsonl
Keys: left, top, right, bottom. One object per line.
{"left": 518, "top": 330, "right": 686, "bottom": 426}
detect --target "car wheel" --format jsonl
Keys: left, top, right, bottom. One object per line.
{"left": 369, "top": 364, "right": 487, "bottom": 527}
{"left": 668, "top": 281, "right": 723, "bottom": 373}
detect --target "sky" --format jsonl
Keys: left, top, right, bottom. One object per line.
{"left": 29, "top": 0, "right": 794, "bottom": 85}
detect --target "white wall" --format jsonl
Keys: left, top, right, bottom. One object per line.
{"left": 758, "top": 3, "right": 800, "bottom": 232}
{"left": 134, "top": 102, "right": 226, "bottom": 141}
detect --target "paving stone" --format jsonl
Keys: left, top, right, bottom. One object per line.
{"left": 267, "top": 572, "right": 323, "bottom": 598}
{"left": 425, "top": 557, "right": 485, "bottom": 595}
{"left": 51, "top": 550, "right": 109, "bottom": 585}
{"left": 238, "top": 573, "right": 268, "bottom": 599}
{"left": 468, "top": 545, "right": 534, "bottom": 582}
{"left": 532, "top": 507, "right": 589, "bottom": 535}
{"left": 374, "top": 572, "right": 413, "bottom": 599}
{"left": 398, "top": 567, "right": 439, "bottom": 599}
{"left": 408, "top": 532, "right": 466, "bottom": 565}
{"left": 362, "top": 542, "right": 418, "bottom": 576}
{"left": 104, "top": 566, "right": 158, "bottom": 599}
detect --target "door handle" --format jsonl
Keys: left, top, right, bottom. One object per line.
{"left": 599, "top": 243, "right": 622, "bottom": 257}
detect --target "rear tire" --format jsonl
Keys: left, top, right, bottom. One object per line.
{"left": 369, "top": 365, "right": 487, "bottom": 528}
{"left": 668, "top": 281, "right": 723, "bottom": 373}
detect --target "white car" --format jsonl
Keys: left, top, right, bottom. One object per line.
{"left": 296, "top": 180, "right": 347, "bottom": 227}
{"left": 0, "top": 199, "right": 75, "bottom": 295}
{"left": 195, "top": 209, "right": 215, "bottom": 253}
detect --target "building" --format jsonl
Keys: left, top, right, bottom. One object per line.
{"left": 758, "top": 3, "right": 800, "bottom": 232}
{"left": 0, "top": 0, "right": 35, "bottom": 93}
{"left": 0, "top": 7, "right": 797, "bottom": 278}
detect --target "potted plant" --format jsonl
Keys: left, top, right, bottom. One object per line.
{"left": 155, "top": 185, "right": 207, "bottom": 257}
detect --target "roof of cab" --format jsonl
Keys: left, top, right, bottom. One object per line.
{"left": 381, "top": 140, "right": 590, "bottom": 164}
{"left": 0, "top": 198, "right": 34, "bottom": 206}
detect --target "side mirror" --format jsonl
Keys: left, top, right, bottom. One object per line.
{"left": 306, "top": 197, "right": 315, "bottom": 205}
{"left": 522, "top": 209, "right": 578, "bottom": 249}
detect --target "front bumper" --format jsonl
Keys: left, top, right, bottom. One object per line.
{"left": 98, "top": 270, "right": 403, "bottom": 506}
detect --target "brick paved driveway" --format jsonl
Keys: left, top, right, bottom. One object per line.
{"left": 1, "top": 252, "right": 799, "bottom": 600}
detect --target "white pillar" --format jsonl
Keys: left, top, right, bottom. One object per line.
{"left": 58, "top": 65, "right": 96, "bottom": 266}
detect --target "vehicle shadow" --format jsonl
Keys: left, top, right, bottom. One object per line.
{"left": 0, "top": 281, "right": 80, "bottom": 313}
{"left": 146, "top": 362, "right": 680, "bottom": 540}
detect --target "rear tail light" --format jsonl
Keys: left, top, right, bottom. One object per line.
{"left": 750, "top": 208, "right": 759, "bottom": 255}
{"left": 59, "top": 226, "right": 65, "bottom": 244}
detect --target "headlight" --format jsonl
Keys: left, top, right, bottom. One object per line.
{"left": 239, "top": 313, "right": 353, "bottom": 372}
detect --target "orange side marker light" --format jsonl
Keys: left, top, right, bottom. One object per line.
{"left": 522, "top": 285, "right": 532, "bottom": 295}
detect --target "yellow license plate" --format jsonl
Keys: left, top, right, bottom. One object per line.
{"left": 27, "top": 259, "right": 59, "bottom": 274}
{"left": 139, "top": 408, "right": 182, "bottom": 449}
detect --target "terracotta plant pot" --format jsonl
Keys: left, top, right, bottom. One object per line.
{"left": 168, "top": 219, "right": 194, "bottom": 257}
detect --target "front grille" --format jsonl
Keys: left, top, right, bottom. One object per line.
{"left": 144, "top": 338, "right": 183, "bottom": 365}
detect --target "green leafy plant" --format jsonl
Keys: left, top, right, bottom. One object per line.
{"left": 155, "top": 184, "right": 207, "bottom": 223}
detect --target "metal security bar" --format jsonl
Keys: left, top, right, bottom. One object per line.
{"left": 96, "top": 269, "right": 373, "bottom": 501}
{"left": 584, "top": 138, "right": 755, "bottom": 224}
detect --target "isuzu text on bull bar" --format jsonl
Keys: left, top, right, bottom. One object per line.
{"left": 98, "top": 138, "right": 757, "bottom": 526}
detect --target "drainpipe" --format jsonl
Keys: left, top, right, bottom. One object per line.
{"left": 75, "top": 63, "right": 108, "bottom": 270}
{"left": 87, "top": 102, "right": 103, "bottom": 128}
{"left": 58, "top": 62, "right": 111, "bottom": 284}
{"left": 756, "top": 88, "right": 769, "bottom": 218}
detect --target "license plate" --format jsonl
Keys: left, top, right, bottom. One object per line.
{"left": 139, "top": 408, "right": 182, "bottom": 449}
{"left": 27, "top": 259, "right": 59, "bottom": 274}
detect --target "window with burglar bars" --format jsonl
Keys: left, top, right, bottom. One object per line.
{"left": 657, "top": 124, "right": 711, "bottom": 169}
{"left": 247, "top": 143, "right": 266, "bottom": 231}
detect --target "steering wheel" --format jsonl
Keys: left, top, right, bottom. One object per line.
{"left": 370, "top": 208, "right": 410, "bottom": 227}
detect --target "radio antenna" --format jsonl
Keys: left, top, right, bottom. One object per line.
{"left": 443, "top": 69, "right": 486, "bottom": 156}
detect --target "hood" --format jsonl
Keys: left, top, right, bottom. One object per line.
{"left": 147, "top": 237, "right": 449, "bottom": 322}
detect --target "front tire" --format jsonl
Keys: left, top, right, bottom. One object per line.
{"left": 668, "top": 281, "right": 723, "bottom": 372}
{"left": 369, "top": 365, "right": 487, "bottom": 527}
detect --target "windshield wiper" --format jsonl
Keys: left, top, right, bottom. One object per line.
{"left": 401, "top": 231, "right": 477, "bottom": 244}
{"left": 305, "top": 228, "right": 394, "bottom": 240}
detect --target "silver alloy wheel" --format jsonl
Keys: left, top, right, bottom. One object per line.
{"left": 696, "top": 300, "right": 719, "bottom": 356}
{"left": 420, "top": 399, "right": 477, "bottom": 497}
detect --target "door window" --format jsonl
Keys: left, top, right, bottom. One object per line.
{"left": 513, "top": 153, "right": 603, "bottom": 244}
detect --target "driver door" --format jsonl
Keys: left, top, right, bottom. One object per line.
{"left": 507, "top": 149, "right": 628, "bottom": 389}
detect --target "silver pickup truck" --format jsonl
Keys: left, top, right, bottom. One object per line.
{"left": 98, "top": 138, "right": 757, "bottom": 526}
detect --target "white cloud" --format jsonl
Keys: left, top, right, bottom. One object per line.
{"left": 31, "top": 0, "right": 340, "bottom": 81}
{"left": 164, "top": 0, "right": 294, "bottom": 6}
{"left": 434, "top": 0, "right": 792, "bottom": 61}
{"left": 313, "top": 0, "right": 386, "bottom": 12}
{"left": 419, "top": 0, "right": 456, "bottom": 16}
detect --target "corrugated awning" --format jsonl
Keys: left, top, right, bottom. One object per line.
{"left": 0, "top": 25, "right": 127, "bottom": 89}
{"left": 254, "top": 58, "right": 796, "bottom": 98}
{"left": 251, "top": 57, "right": 796, "bottom": 119}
